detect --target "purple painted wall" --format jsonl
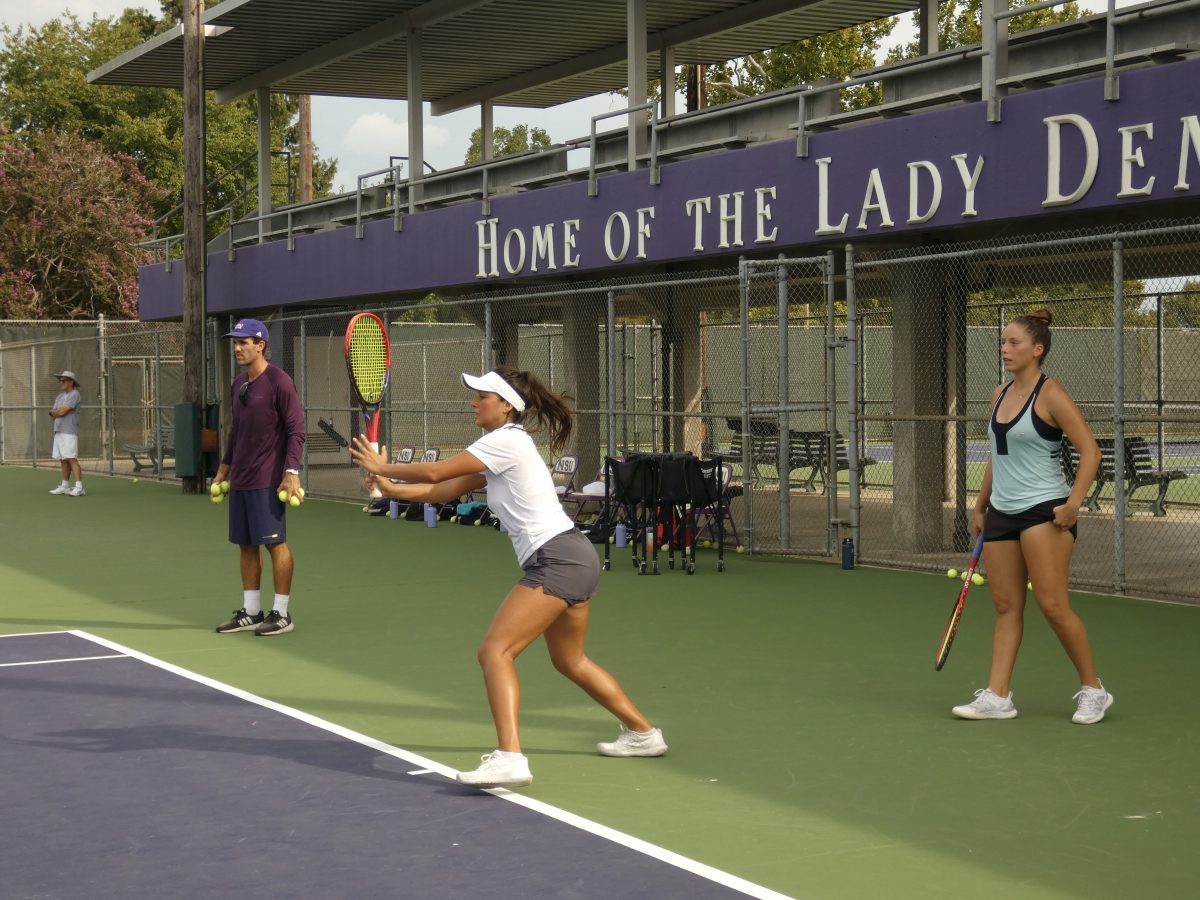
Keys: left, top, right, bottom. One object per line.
{"left": 140, "top": 58, "right": 1200, "bottom": 320}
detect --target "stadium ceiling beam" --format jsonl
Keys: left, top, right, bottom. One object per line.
{"left": 430, "top": 0, "right": 831, "bottom": 114}
{"left": 214, "top": 0, "right": 492, "bottom": 104}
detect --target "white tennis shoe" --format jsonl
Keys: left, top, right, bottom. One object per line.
{"left": 67, "top": 485, "right": 85, "bottom": 497}
{"left": 1072, "top": 684, "right": 1114, "bottom": 724}
{"left": 456, "top": 751, "right": 532, "bottom": 789}
{"left": 596, "top": 725, "right": 668, "bottom": 757}
{"left": 49, "top": 484, "right": 70, "bottom": 494}
{"left": 952, "top": 688, "right": 1018, "bottom": 720}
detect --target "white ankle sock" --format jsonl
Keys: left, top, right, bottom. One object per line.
{"left": 493, "top": 749, "right": 526, "bottom": 760}
{"left": 243, "top": 590, "right": 262, "bottom": 615}
{"left": 273, "top": 593, "right": 289, "bottom": 616}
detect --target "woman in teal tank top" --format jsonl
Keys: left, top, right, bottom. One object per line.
{"left": 951, "top": 309, "right": 1115, "bottom": 725}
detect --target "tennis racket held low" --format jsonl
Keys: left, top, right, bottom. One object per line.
{"left": 934, "top": 531, "right": 985, "bottom": 671}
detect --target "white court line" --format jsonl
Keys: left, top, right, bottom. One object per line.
{"left": 60, "top": 629, "right": 795, "bottom": 900}
{"left": 0, "top": 653, "right": 128, "bottom": 668}
{"left": 0, "top": 630, "right": 82, "bottom": 639}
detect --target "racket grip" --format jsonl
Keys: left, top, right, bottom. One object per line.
{"left": 368, "top": 440, "right": 382, "bottom": 498}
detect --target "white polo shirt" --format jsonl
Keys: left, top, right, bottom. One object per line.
{"left": 466, "top": 424, "right": 575, "bottom": 566}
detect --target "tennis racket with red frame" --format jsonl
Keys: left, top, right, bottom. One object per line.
{"left": 344, "top": 313, "right": 391, "bottom": 496}
{"left": 934, "top": 531, "right": 986, "bottom": 671}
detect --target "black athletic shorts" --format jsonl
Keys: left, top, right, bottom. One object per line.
{"left": 518, "top": 529, "right": 600, "bottom": 606}
{"left": 984, "top": 497, "right": 1076, "bottom": 542}
{"left": 229, "top": 487, "right": 287, "bottom": 546}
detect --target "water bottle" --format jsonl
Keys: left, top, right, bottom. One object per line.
{"left": 615, "top": 522, "right": 627, "bottom": 548}
{"left": 424, "top": 503, "right": 437, "bottom": 527}
{"left": 841, "top": 537, "right": 855, "bottom": 570}
{"left": 388, "top": 499, "right": 399, "bottom": 519}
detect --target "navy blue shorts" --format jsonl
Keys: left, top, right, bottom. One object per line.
{"left": 518, "top": 529, "right": 600, "bottom": 606}
{"left": 228, "top": 487, "right": 287, "bottom": 547}
{"left": 984, "top": 497, "right": 1076, "bottom": 542}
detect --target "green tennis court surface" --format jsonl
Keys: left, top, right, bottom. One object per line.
{"left": 2, "top": 466, "right": 1197, "bottom": 899}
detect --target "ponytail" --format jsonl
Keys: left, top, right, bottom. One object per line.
{"left": 494, "top": 365, "right": 574, "bottom": 453}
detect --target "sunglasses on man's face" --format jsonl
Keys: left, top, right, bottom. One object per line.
{"left": 239, "top": 381, "right": 250, "bottom": 406}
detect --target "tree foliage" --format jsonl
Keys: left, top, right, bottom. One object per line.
{"left": 0, "top": 129, "right": 166, "bottom": 319}
{"left": 704, "top": 19, "right": 895, "bottom": 110}
{"left": 887, "top": 0, "right": 1084, "bottom": 60}
{"left": 0, "top": 6, "right": 337, "bottom": 218}
{"left": 464, "top": 124, "right": 553, "bottom": 165}
{"left": 0, "top": 2, "right": 338, "bottom": 318}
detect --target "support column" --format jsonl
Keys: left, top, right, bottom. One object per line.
{"left": 918, "top": 0, "right": 939, "bottom": 55}
{"left": 660, "top": 45, "right": 676, "bottom": 119}
{"left": 627, "top": 0, "right": 648, "bottom": 168}
{"left": 407, "top": 28, "right": 425, "bottom": 194}
{"left": 256, "top": 86, "right": 272, "bottom": 243}
{"left": 492, "top": 320, "right": 519, "bottom": 368}
{"left": 563, "top": 297, "right": 604, "bottom": 478}
{"left": 481, "top": 100, "right": 494, "bottom": 162}
{"left": 891, "top": 266, "right": 946, "bottom": 552}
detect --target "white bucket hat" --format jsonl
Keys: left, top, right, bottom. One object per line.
{"left": 54, "top": 370, "right": 78, "bottom": 383}
{"left": 461, "top": 371, "right": 525, "bottom": 412}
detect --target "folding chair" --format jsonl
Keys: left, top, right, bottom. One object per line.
{"left": 550, "top": 453, "right": 578, "bottom": 500}
{"left": 562, "top": 467, "right": 606, "bottom": 522}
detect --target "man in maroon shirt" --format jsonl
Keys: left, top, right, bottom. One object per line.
{"left": 213, "top": 318, "right": 306, "bottom": 636}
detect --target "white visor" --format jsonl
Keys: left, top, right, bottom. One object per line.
{"left": 462, "top": 371, "right": 526, "bottom": 412}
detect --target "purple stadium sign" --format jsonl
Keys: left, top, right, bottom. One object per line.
{"left": 139, "top": 58, "right": 1200, "bottom": 319}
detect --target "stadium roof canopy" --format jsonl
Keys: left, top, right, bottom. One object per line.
{"left": 88, "top": 0, "right": 924, "bottom": 113}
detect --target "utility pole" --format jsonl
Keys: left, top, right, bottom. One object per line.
{"left": 299, "top": 94, "right": 313, "bottom": 202}
{"left": 182, "top": 0, "right": 206, "bottom": 494}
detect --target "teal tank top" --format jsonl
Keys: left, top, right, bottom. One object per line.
{"left": 987, "top": 374, "right": 1070, "bottom": 513}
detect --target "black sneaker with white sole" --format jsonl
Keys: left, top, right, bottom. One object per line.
{"left": 254, "top": 610, "right": 294, "bottom": 636}
{"left": 215, "top": 608, "right": 264, "bottom": 633}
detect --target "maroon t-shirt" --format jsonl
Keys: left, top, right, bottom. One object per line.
{"left": 221, "top": 365, "right": 306, "bottom": 490}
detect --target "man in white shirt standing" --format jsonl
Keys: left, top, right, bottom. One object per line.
{"left": 48, "top": 370, "right": 85, "bottom": 497}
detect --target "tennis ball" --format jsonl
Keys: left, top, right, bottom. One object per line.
{"left": 473, "top": 519, "right": 483, "bottom": 526}
{"left": 289, "top": 495, "right": 301, "bottom": 508}
{"left": 220, "top": 480, "right": 230, "bottom": 494}
{"left": 131, "top": 477, "right": 139, "bottom": 484}
{"left": 210, "top": 482, "right": 222, "bottom": 496}
{"left": 449, "top": 515, "right": 458, "bottom": 523}
{"left": 947, "top": 568, "right": 959, "bottom": 579}
{"left": 736, "top": 545, "right": 745, "bottom": 554}
{"left": 297, "top": 487, "right": 305, "bottom": 498}
{"left": 1027, "top": 581, "right": 1033, "bottom": 591}
{"left": 210, "top": 492, "right": 224, "bottom": 505}
{"left": 972, "top": 573, "right": 985, "bottom": 586}
{"left": 278, "top": 489, "right": 289, "bottom": 503}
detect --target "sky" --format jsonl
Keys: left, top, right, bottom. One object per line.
{"left": 0, "top": 0, "right": 1135, "bottom": 191}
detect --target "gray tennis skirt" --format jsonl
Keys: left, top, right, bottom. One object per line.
{"left": 518, "top": 529, "right": 600, "bottom": 605}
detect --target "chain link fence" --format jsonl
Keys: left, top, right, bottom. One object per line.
{"left": 3, "top": 220, "right": 1197, "bottom": 602}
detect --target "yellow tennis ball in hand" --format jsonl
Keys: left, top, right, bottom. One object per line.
{"left": 947, "top": 568, "right": 959, "bottom": 579}
{"left": 289, "top": 494, "right": 301, "bottom": 507}
{"left": 220, "top": 481, "right": 230, "bottom": 494}
{"left": 210, "top": 492, "right": 224, "bottom": 505}
{"left": 297, "top": 487, "right": 305, "bottom": 498}
{"left": 971, "top": 573, "right": 985, "bottom": 586}
{"left": 210, "top": 482, "right": 222, "bottom": 496}
{"left": 278, "top": 489, "right": 289, "bottom": 503}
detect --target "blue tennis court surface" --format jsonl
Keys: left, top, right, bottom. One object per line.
{"left": 0, "top": 631, "right": 788, "bottom": 900}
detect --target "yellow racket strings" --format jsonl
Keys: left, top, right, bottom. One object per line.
{"left": 349, "top": 319, "right": 388, "bottom": 403}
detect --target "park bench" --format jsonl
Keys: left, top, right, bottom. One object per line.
{"left": 124, "top": 424, "right": 174, "bottom": 474}
{"left": 721, "top": 418, "right": 874, "bottom": 491}
{"left": 1061, "top": 436, "right": 1188, "bottom": 516}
